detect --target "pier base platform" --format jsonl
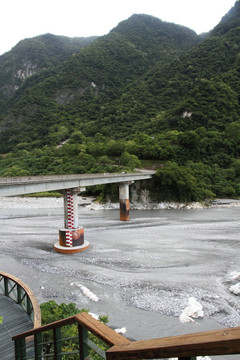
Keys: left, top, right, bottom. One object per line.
{"left": 54, "top": 241, "right": 90, "bottom": 254}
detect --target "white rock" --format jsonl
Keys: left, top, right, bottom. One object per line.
{"left": 89, "top": 312, "right": 99, "bottom": 320}
{"left": 228, "top": 271, "right": 240, "bottom": 281}
{"left": 114, "top": 327, "right": 127, "bottom": 334}
{"left": 229, "top": 282, "right": 240, "bottom": 295}
{"left": 179, "top": 297, "right": 204, "bottom": 323}
{"left": 70, "top": 282, "right": 99, "bottom": 302}
{"left": 169, "top": 357, "right": 211, "bottom": 360}
{"left": 183, "top": 297, "right": 204, "bottom": 318}
{"left": 179, "top": 312, "right": 196, "bottom": 323}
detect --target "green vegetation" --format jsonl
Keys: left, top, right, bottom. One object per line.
{"left": 1, "top": 126, "right": 239, "bottom": 201}
{"left": 40, "top": 301, "right": 84, "bottom": 324}
{"left": 26, "top": 192, "right": 62, "bottom": 198}
{"left": 0, "top": 33, "right": 97, "bottom": 110}
{"left": 40, "top": 301, "right": 108, "bottom": 359}
{"left": 0, "top": 3, "right": 240, "bottom": 202}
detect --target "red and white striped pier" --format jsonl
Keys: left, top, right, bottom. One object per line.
{"left": 54, "top": 188, "right": 89, "bottom": 254}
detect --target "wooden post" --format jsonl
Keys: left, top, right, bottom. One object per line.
{"left": 79, "top": 325, "right": 89, "bottom": 360}
{"left": 34, "top": 333, "right": 43, "bottom": 359}
{"left": 53, "top": 327, "right": 62, "bottom": 360}
{"left": 4, "top": 277, "right": 9, "bottom": 296}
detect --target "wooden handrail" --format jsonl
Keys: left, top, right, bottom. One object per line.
{"left": 106, "top": 326, "right": 240, "bottom": 359}
{"left": 0, "top": 271, "right": 41, "bottom": 329}
{"left": 11, "top": 307, "right": 240, "bottom": 360}
{"left": 8, "top": 283, "right": 240, "bottom": 360}
{"left": 75, "top": 313, "right": 130, "bottom": 346}
{"left": 12, "top": 312, "right": 130, "bottom": 346}
{"left": 12, "top": 316, "right": 77, "bottom": 340}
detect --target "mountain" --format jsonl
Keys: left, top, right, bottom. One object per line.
{"left": 0, "top": 33, "right": 97, "bottom": 110}
{"left": 0, "top": 3, "right": 240, "bottom": 202}
{"left": 97, "top": 0, "right": 240, "bottom": 135}
{"left": 0, "top": 14, "right": 199, "bottom": 152}
{"left": 211, "top": 0, "right": 240, "bottom": 36}
{"left": 110, "top": 14, "right": 199, "bottom": 63}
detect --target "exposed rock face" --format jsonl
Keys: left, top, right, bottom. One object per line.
{"left": 0, "top": 60, "right": 38, "bottom": 100}
{"left": 55, "top": 88, "right": 76, "bottom": 105}
{"left": 16, "top": 60, "right": 38, "bottom": 80}
{"left": 130, "top": 183, "right": 204, "bottom": 209}
{"left": 0, "top": 33, "right": 97, "bottom": 111}
{"left": 54, "top": 82, "right": 99, "bottom": 105}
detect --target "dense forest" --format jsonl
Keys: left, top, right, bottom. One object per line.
{"left": 0, "top": 1, "right": 240, "bottom": 202}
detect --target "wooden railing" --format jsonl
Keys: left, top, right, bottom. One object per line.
{"left": 12, "top": 312, "right": 130, "bottom": 360}
{"left": 0, "top": 271, "right": 41, "bottom": 328}
{"left": 106, "top": 326, "right": 240, "bottom": 359}
{"left": 12, "top": 308, "right": 240, "bottom": 360}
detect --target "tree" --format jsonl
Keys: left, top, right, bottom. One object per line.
{"left": 2, "top": 165, "right": 30, "bottom": 177}
{"left": 48, "top": 125, "right": 69, "bottom": 145}
{"left": 106, "top": 140, "right": 125, "bottom": 156}
{"left": 70, "top": 130, "right": 86, "bottom": 143}
{"left": 40, "top": 301, "right": 108, "bottom": 360}
{"left": 155, "top": 161, "right": 197, "bottom": 202}
{"left": 120, "top": 151, "right": 141, "bottom": 170}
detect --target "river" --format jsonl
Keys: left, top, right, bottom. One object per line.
{"left": 0, "top": 197, "right": 239, "bottom": 359}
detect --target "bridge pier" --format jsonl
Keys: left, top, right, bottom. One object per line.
{"left": 119, "top": 181, "right": 134, "bottom": 221}
{"left": 54, "top": 188, "right": 90, "bottom": 254}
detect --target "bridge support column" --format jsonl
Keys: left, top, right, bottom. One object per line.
{"left": 54, "top": 188, "right": 90, "bottom": 254}
{"left": 119, "top": 181, "right": 134, "bottom": 221}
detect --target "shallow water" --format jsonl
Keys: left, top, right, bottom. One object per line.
{"left": 0, "top": 197, "right": 239, "bottom": 359}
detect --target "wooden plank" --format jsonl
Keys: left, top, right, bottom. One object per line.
{"left": 75, "top": 313, "right": 131, "bottom": 346}
{"left": 0, "top": 295, "right": 33, "bottom": 360}
{"left": 106, "top": 326, "right": 240, "bottom": 359}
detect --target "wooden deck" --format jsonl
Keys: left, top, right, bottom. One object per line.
{"left": 0, "top": 294, "right": 33, "bottom": 360}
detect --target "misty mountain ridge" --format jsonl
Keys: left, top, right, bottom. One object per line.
{"left": 0, "top": 33, "right": 98, "bottom": 110}
{"left": 0, "top": 13, "right": 203, "bottom": 148}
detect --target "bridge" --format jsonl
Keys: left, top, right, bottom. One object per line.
{"left": 0, "top": 171, "right": 155, "bottom": 254}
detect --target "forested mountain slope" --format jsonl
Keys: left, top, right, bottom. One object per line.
{"left": 0, "top": 2, "right": 240, "bottom": 202}
{"left": 0, "top": 33, "right": 97, "bottom": 111}
{"left": 98, "top": 1, "right": 240, "bottom": 136}
{"left": 0, "top": 14, "right": 199, "bottom": 152}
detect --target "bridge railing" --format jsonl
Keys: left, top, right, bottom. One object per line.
{"left": 0, "top": 171, "right": 155, "bottom": 185}
{"left": 0, "top": 271, "right": 41, "bottom": 328}
{"left": 12, "top": 310, "right": 240, "bottom": 360}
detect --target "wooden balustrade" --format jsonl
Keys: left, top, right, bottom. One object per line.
{"left": 0, "top": 271, "right": 41, "bottom": 328}
{"left": 12, "top": 312, "right": 130, "bottom": 360}
{"left": 3, "top": 271, "right": 239, "bottom": 359}
{"left": 12, "top": 309, "right": 240, "bottom": 360}
{"left": 106, "top": 326, "right": 240, "bottom": 359}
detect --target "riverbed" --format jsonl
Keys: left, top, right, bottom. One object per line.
{"left": 0, "top": 197, "right": 239, "bottom": 356}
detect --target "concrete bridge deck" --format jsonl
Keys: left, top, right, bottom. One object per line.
{"left": 0, "top": 171, "right": 155, "bottom": 197}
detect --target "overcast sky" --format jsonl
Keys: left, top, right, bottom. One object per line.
{"left": 0, "top": 0, "right": 237, "bottom": 55}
